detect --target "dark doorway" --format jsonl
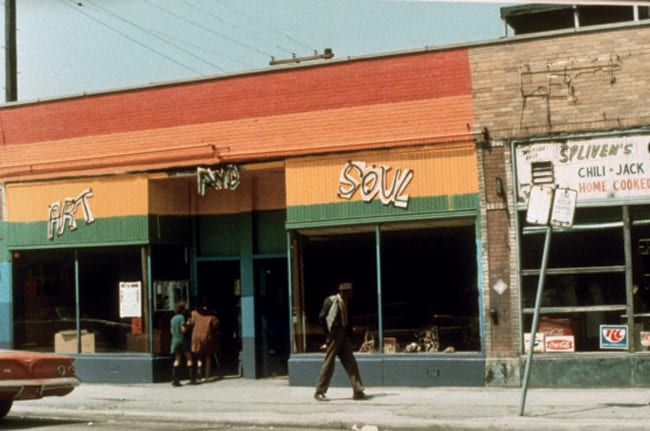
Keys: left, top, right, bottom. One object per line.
{"left": 255, "top": 258, "right": 289, "bottom": 377}
{"left": 196, "top": 260, "right": 241, "bottom": 377}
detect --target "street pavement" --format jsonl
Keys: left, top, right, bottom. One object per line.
{"left": 8, "top": 376, "right": 650, "bottom": 430}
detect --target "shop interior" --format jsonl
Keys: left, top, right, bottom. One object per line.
{"left": 519, "top": 205, "right": 650, "bottom": 352}
{"left": 292, "top": 219, "right": 481, "bottom": 355}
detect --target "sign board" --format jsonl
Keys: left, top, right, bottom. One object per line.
{"left": 545, "top": 335, "right": 575, "bottom": 352}
{"left": 550, "top": 188, "right": 577, "bottom": 227}
{"left": 119, "top": 281, "right": 142, "bottom": 318}
{"left": 515, "top": 136, "right": 650, "bottom": 204}
{"left": 526, "top": 185, "right": 553, "bottom": 226}
{"left": 600, "top": 324, "right": 628, "bottom": 349}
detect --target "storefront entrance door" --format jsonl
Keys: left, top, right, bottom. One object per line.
{"left": 196, "top": 261, "right": 241, "bottom": 377}
{"left": 256, "top": 258, "right": 289, "bottom": 377}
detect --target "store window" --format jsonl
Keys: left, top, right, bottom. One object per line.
{"left": 380, "top": 222, "right": 480, "bottom": 353}
{"left": 13, "top": 250, "right": 75, "bottom": 352}
{"left": 13, "top": 246, "right": 149, "bottom": 353}
{"left": 519, "top": 206, "right": 650, "bottom": 352}
{"left": 291, "top": 219, "right": 480, "bottom": 354}
{"left": 631, "top": 206, "right": 650, "bottom": 352}
{"left": 78, "top": 247, "right": 144, "bottom": 353}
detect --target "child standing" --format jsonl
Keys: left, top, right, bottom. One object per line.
{"left": 170, "top": 301, "right": 196, "bottom": 386}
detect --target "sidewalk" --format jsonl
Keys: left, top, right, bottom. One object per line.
{"left": 8, "top": 376, "right": 650, "bottom": 430}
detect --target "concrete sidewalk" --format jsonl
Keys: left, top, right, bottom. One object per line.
{"left": 8, "top": 377, "right": 650, "bottom": 430}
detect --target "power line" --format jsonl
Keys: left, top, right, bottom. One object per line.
{"left": 146, "top": 29, "right": 256, "bottom": 69}
{"left": 178, "top": 0, "right": 295, "bottom": 56}
{"left": 80, "top": 0, "right": 229, "bottom": 73}
{"left": 60, "top": 0, "right": 205, "bottom": 74}
{"left": 140, "top": 0, "right": 275, "bottom": 59}
{"left": 213, "top": 0, "right": 317, "bottom": 53}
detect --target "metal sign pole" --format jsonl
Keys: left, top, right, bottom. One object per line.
{"left": 518, "top": 224, "right": 552, "bottom": 416}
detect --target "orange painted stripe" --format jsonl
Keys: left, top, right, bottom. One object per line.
{"left": 7, "top": 175, "right": 149, "bottom": 222}
{"left": 286, "top": 143, "right": 477, "bottom": 207}
{"left": 0, "top": 96, "right": 474, "bottom": 182}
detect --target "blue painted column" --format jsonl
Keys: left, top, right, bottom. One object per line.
{"left": 0, "top": 219, "right": 13, "bottom": 349}
{"left": 0, "top": 260, "right": 12, "bottom": 349}
{"left": 239, "top": 210, "right": 257, "bottom": 378}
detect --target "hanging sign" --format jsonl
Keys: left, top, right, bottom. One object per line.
{"left": 550, "top": 187, "right": 577, "bottom": 228}
{"left": 525, "top": 185, "right": 553, "bottom": 226}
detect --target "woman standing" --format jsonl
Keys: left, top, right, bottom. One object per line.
{"left": 189, "top": 298, "right": 221, "bottom": 381}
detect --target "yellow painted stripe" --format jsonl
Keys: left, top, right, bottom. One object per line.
{"left": 286, "top": 143, "right": 477, "bottom": 207}
{"left": 7, "top": 175, "right": 149, "bottom": 222}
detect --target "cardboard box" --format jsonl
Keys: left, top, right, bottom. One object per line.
{"left": 54, "top": 330, "right": 95, "bottom": 353}
{"left": 523, "top": 332, "right": 545, "bottom": 353}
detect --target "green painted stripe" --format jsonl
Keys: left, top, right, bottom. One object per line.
{"left": 7, "top": 215, "right": 150, "bottom": 249}
{"left": 286, "top": 193, "right": 479, "bottom": 229}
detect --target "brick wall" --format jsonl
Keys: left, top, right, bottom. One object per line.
{"left": 470, "top": 23, "right": 650, "bottom": 385}
{"left": 469, "top": 24, "right": 650, "bottom": 137}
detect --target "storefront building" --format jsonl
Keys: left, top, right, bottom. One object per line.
{"left": 2, "top": 11, "right": 649, "bottom": 387}
{"left": 471, "top": 20, "right": 650, "bottom": 386}
{"left": 0, "top": 43, "right": 487, "bottom": 385}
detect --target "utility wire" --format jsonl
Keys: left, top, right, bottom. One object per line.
{"left": 213, "top": 0, "right": 316, "bottom": 52}
{"left": 81, "top": 0, "right": 229, "bottom": 73}
{"left": 147, "top": 29, "right": 256, "bottom": 69}
{"left": 61, "top": 0, "right": 204, "bottom": 74}
{"left": 179, "top": 0, "right": 295, "bottom": 55}
{"left": 140, "top": 0, "right": 275, "bottom": 58}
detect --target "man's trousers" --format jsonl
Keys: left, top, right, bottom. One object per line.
{"left": 315, "top": 326, "right": 364, "bottom": 394}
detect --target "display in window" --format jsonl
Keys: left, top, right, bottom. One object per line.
{"left": 154, "top": 280, "right": 189, "bottom": 311}
{"left": 358, "top": 330, "right": 376, "bottom": 353}
{"left": 382, "top": 337, "right": 397, "bottom": 353}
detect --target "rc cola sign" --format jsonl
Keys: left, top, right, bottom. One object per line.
{"left": 600, "top": 325, "right": 628, "bottom": 350}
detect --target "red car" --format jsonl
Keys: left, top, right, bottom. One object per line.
{"left": 0, "top": 349, "right": 80, "bottom": 419}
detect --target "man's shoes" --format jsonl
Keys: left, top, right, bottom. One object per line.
{"left": 353, "top": 391, "right": 368, "bottom": 400}
{"left": 314, "top": 392, "right": 329, "bottom": 402}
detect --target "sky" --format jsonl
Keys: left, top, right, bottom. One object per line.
{"left": 1, "top": 0, "right": 521, "bottom": 102}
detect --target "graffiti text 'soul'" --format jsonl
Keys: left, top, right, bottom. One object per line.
{"left": 338, "top": 161, "right": 414, "bottom": 209}
{"left": 48, "top": 188, "right": 95, "bottom": 240}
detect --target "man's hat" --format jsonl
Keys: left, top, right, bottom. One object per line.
{"left": 338, "top": 282, "right": 353, "bottom": 291}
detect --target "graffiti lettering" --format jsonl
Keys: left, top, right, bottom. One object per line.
{"left": 197, "top": 165, "right": 241, "bottom": 196}
{"left": 48, "top": 188, "right": 94, "bottom": 240}
{"left": 338, "top": 161, "right": 414, "bottom": 209}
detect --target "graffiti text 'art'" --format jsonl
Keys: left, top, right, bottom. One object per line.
{"left": 338, "top": 161, "right": 414, "bottom": 209}
{"left": 48, "top": 188, "right": 95, "bottom": 240}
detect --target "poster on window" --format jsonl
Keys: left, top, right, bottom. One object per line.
{"left": 119, "top": 281, "right": 142, "bottom": 318}
{"left": 515, "top": 135, "right": 650, "bottom": 205}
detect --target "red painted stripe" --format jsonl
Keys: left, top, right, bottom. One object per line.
{"left": 0, "top": 49, "right": 471, "bottom": 145}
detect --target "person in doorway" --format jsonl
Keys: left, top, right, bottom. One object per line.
{"left": 188, "top": 297, "right": 221, "bottom": 382}
{"left": 314, "top": 282, "right": 367, "bottom": 402}
{"left": 170, "top": 301, "right": 196, "bottom": 386}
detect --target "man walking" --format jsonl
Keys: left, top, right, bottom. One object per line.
{"left": 314, "top": 282, "right": 367, "bottom": 401}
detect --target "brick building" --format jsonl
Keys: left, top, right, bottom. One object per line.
{"left": 1, "top": 10, "right": 649, "bottom": 387}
